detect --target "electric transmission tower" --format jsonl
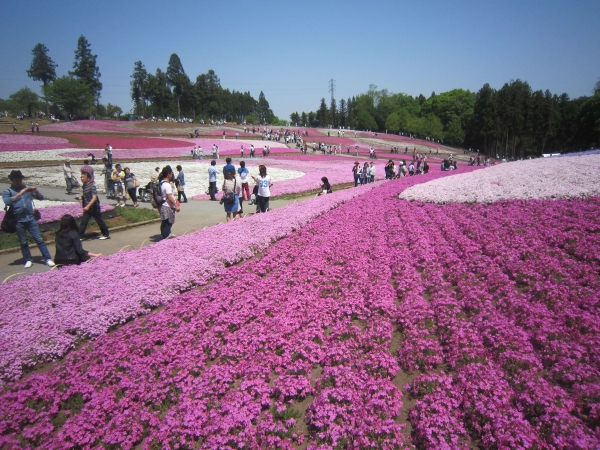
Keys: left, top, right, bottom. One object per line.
{"left": 328, "top": 78, "right": 336, "bottom": 102}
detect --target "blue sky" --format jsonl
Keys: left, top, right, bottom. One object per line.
{"left": 1, "top": 0, "right": 598, "bottom": 119}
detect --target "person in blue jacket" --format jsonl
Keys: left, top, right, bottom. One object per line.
{"left": 2, "top": 170, "right": 55, "bottom": 268}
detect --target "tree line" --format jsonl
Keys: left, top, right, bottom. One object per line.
{"left": 292, "top": 81, "right": 600, "bottom": 157}
{"left": 130, "top": 54, "right": 276, "bottom": 124}
{"left": 0, "top": 37, "right": 122, "bottom": 119}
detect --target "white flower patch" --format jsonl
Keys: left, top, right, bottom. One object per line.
{"left": 399, "top": 154, "right": 600, "bottom": 203}
{"left": 19, "top": 161, "right": 305, "bottom": 197}
{"left": 0, "top": 199, "right": 73, "bottom": 209}
{"left": 0, "top": 149, "right": 86, "bottom": 162}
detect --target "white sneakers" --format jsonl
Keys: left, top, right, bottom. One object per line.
{"left": 98, "top": 235, "right": 111, "bottom": 240}
{"left": 24, "top": 260, "right": 55, "bottom": 268}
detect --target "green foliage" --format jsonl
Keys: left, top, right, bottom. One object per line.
{"left": 316, "top": 98, "right": 329, "bottom": 127}
{"left": 166, "top": 54, "right": 189, "bottom": 119}
{"left": 130, "top": 60, "right": 148, "bottom": 117}
{"left": 26, "top": 43, "right": 57, "bottom": 86}
{"left": 444, "top": 114, "right": 466, "bottom": 145}
{"left": 0, "top": 232, "right": 35, "bottom": 251}
{"left": 421, "top": 88, "right": 476, "bottom": 128}
{"left": 9, "top": 87, "right": 41, "bottom": 117}
{"left": 69, "top": 35, "right": 102, "bottom": 99}
{"left": 579, "top": 93, "right": 600, "bottom": 148}
{"left": 257, "top": 90, "right": 274, "bottom": 123}
{"left": 385, "top": 112, "right": 401, "bottom": 133}
{"left": 354, "top": 110, "right": 378, "bottom": 131}
{"left": 43, "top": 76, "right": 94, "bottom": 118}
{"left": 290, "top": 111, "right": 300, "bottom": 124}
{"left": 117, "top": 207, "right": 159, "bottom": 223}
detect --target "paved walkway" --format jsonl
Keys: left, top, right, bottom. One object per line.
{"left": 0, "top": 182, "right": 312, "bottom": 282}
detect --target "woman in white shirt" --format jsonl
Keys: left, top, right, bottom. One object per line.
{"left": 252, "top": 165, "right": 272, "bottom": 213}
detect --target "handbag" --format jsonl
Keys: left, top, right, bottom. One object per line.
{"left": 133, "top": 177, "right": 140, "bottom": 188}
{"left": 1, "top": 205, "right": 16, "bottom": 233}
{"left": 32, "top": 199, "right": 41, "bottom": 221}
{"left": 222, "top": 179, "right": 236, "bottom": 204}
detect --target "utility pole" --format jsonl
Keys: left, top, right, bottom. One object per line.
{"left": 328, "top": 78, "right": 336, "bottom": 103}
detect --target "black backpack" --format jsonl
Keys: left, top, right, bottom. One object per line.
{"left": 151, "top": 181, "right": 166, "bottom": 209}
{"left": 1, "top": 189, "right": 17, "bottom": 233}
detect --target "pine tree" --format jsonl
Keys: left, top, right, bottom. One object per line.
{"left": 27, "top": 43, "right": 57, "bottom": 86}
{"left": 130, "top": 61, "right": 148, "bottom": 117}
{"left": 26, "top": 43, "right": 58, "bottom": 115}
{"left": 166, "top": 54, "right": 187, "bottom": 119}
{"left": 70, "top": 35, "right": 102, "bottom": 101}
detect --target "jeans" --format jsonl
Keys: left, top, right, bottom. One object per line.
{"left": 79, "top": 204, "right": 110, "bottom": 237}
{"left": 177, "top": 188, "right": 187, "bottom": 202}
{"left": 128, "top": 187, "right": 137, "bottom": 203}
{"left": 160, "top": 219, "right": 172, "bottom": 238}
{"left": 65, "top": 177, "right": 74, "bottom": 193}
{"left": 209, "top": 181, "right": 217, "bottom": 200}
{"left": 16, "top": 219, "right": 52, "bottom": 262}
{"left": 256, "top": 195, "right": 269, "bottom": 213}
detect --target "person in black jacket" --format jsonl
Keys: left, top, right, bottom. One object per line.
{"left": 54, "top": 215, "right": 102, "bottom": 266}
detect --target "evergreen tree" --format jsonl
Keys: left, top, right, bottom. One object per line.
{"left": 26, "top": 43, "right": 58, "bottom": 86}
{"left": 330, "top": 97, "right": 337, "bottom": 127}
{"left": 26, "top": 43, "right": 57, "bottom": 115}
{"left": 166, "top": 54, "right": 188, "bottom": 119}
{"left": 146, "top": 69, "right": 172, "bottom": 118}
{"left": 339, "top": 99, "right": 347, "bottom": 128}
{"left": 130, "top": 61, "right": 148, "bottom": 117}
{"left": 316, "top": 98, "right": 329, "bottom": 127}
{"left": 257, "top": 91, "right": 274, "bottom": 123}
{"left": 69, "top": 35, "right": 102, "bottom": 101}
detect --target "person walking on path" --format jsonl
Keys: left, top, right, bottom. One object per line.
{"left": 252, "top": 164, "right": 272, "bottom": 213}
{"left": 124, "top": 167, "right": 139, "bottom": 207}
{"left": 105, "top": 143, "right": 113, "bottom": 163}
{"left": 159, "top": 166, "right": 180, "bottom": 239}
{"left": 63, "top": 159, "right": 76, "bottom": 194}
{"left": 54, "top": 214, "right": 103, "bottom": 266}
{"left": 223, "top": 157, "right": 235, "bottom": 176}
{"left": 176, "top": 165, "right": 187, "bottom": 203}
{"left": 76, "top": 172, "right": 111, "bottom": 240}
{"left": 352, "top": 162, "right": 360, "bottom": 186}
{"left": 208, "top": 160, "right": 219, "bottom": 201}
{"left": 221, "top": 169, "right": 242, "bottom": 222}
{"left": 12, "top": 122, "right": 18, "bottom": 133}
{"left": 238, "top": 160, "right": 250, "bottom": 201}
{"left": 2, "top": 170, "right": 55, "bottom": 268}
{"left": 111, "top": 163, "right": 126, "bottom": 207}
{"left": 80, "top": 159, "right": 94, "bottom": 182}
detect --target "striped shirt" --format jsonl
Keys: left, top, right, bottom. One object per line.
{"left": 82, "top": 181, "right": 98, "bottom": 208}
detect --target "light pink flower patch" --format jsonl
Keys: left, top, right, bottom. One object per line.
{"left": 0, "top": 134, "right": 75, "bottom": 152}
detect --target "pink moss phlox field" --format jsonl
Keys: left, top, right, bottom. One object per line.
{"left": 0, "top": 134, "right": 75, "bottom": 152}
{"left": 0, "top": 180, "right": 390, "bottom": 386}
{"left": 39, "top": 120, "right": 145, "bottom": 133}
{"left": 191, "top": 157, "right": 420, "bottom": 199}
{"left": 0, "top": 173, "right": 452, "bottom": 448}
{"left": 0, "top": 203, "right": 114, "bottom": 224}
{"left": 0, "top": 167, "right": 599, "bottom": 447}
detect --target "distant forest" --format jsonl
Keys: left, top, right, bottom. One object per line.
{"left": 2, "top": 36, "right": 599, "bottom": 157}
{"left": 293, "top": 81, "right": 600, "bottom": 158}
